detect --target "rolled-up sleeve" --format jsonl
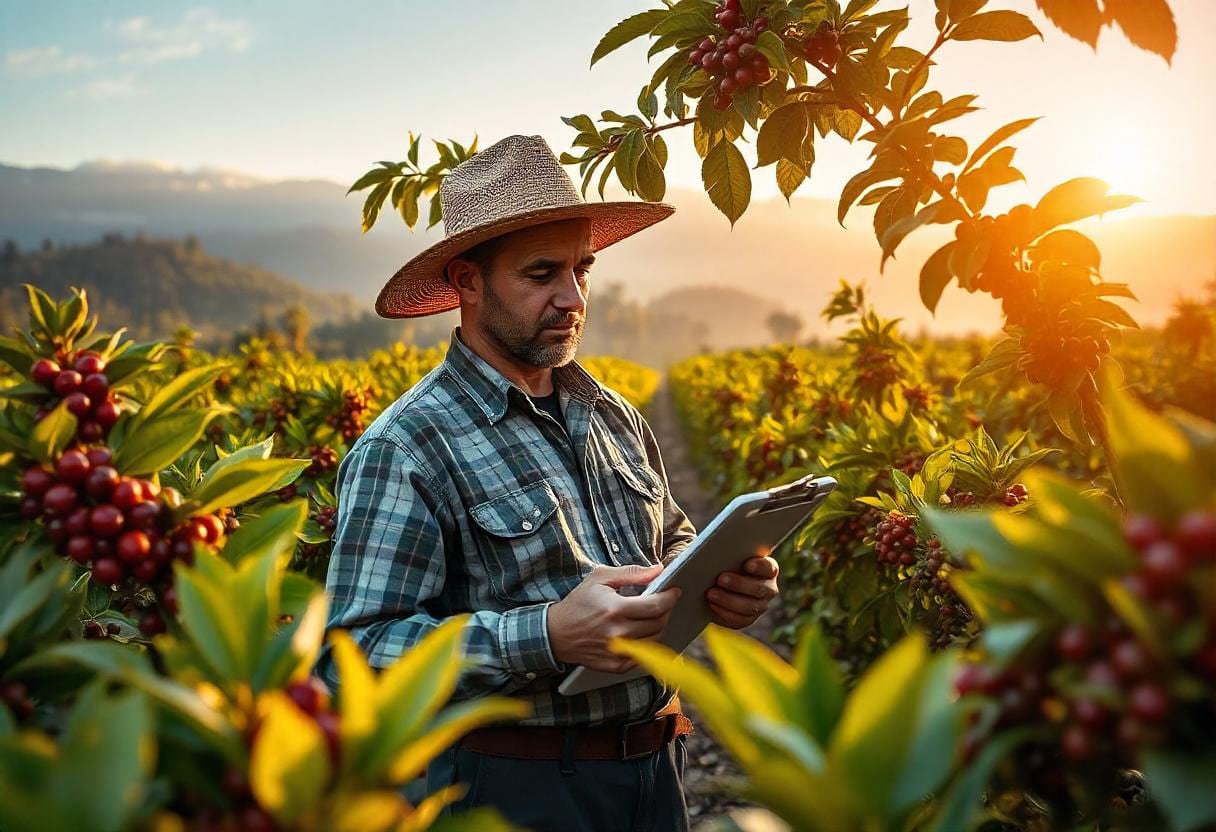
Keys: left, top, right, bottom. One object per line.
{"left": 315, "top": 436, "right": 562, "bottom": 698}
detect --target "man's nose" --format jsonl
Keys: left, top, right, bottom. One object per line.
{"left": 552, "top": 271, "right": 587, "bottom": 314}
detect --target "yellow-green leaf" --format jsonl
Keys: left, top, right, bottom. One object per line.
{"left": 250, "top": 692, "right": 331, "bottom": 825}
{"left": 702, "top": 139, "right": 751, "bottom": 227}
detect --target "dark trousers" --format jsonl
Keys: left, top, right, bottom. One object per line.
{"left": 426, "top": 733, "right": 690, "bottom": 832}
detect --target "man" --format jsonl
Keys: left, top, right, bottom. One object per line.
{"left": 316, "top": 135, "right": 780, "bottom": 831}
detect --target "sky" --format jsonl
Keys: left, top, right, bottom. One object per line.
{"left": 2, "top": 0, "right": 1214, "bottom": 217}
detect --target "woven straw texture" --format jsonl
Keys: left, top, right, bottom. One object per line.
{"left": 375, "top": 134, "right": 675, "bottom": 318}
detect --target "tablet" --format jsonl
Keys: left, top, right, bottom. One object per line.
{"left": 557, "top": 473, "right": 837, "bottom": 696}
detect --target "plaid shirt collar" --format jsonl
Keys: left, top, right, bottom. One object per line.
{"left": 443, "top": 325, "right": 604, "bottom": 425}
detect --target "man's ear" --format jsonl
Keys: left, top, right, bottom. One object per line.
{"left": 446, "top": 258, "right": 481, "bottom": 307}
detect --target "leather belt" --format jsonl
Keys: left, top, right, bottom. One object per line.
{"left": 458, "top": 695, "right": 695, "bottom": 761}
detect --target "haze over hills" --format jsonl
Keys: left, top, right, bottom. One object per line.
{"left": 2, "top": 159, "right": 1212, "bottom": 337}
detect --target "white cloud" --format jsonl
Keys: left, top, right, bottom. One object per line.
{"left": 105, "top": 7, "right": 253, "bottom": 65}
{"left": 4, "top": 46, "right": 97, "bottom": 78}
{"left": 64, "top": 73, "right": 147, "bottom": 101}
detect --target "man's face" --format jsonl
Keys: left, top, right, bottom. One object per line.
{"left": 472, "top": 217, "right": 593, "bottom": 368}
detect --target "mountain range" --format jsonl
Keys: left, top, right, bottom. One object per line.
{"left": 2, "top": 159, "right": 1212, "bottom": 337}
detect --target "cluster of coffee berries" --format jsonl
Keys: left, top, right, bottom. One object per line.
{"left": 326, "top": 387, "right": 373, "bottom": 441}
{"left": 901, "top": 385, "right": 931, "bottom": 413}
{"left": 306, "top": 445, "right": 339, "bottom": 478}
{"left": 875, "top": 511, "right": 917, "bottom": 565}
{"left": 802, "top": 21, "right": 842, "bottom": 68}
{"left": 1120, "top": 510, "right": 1215, "bottom": 632}
{"left": 955, "top": 206, "right": 1034, "bottom": 301}
{"left": 852, "top": 345, "right": 901, "bottom": 395}
{"left": 1022, "top": 324, "right": 1110, "bottom": 388}
{"left": 0, "top": 679, "right": 34, "bottom": 721}
{"left": 282, "top": 678, "right": 340, "bottom": 766}
{"left": 952, "top": 510, "right": 1215, "bottom": 789}
{"left": 29, "top": 351, "right": 121, "bottom": 442}
{"left": 893, "top": 450, "right": 926, "bottom": 477}
{"left": 764, "top": 355, "right": 802, "bottom": 410}
{"left": 1002, "top": 482, "right": 1029, "bottom": 507}
{"left": 252, "top": 392, "right": 299, "bottom": 433}
{"left": 687, "top": 0, "right": 773, "bottom": 111}
{"left": 297, "top": 505, "right": 337, "bottom": 563}
{"left": 20, "top": 447, "right": 229, "bottom": 634}
{"left": 82, "top": 619, "right": 122, "bottom": 639}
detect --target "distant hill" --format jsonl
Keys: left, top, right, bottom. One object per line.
{"left": 2, "top": 159, "right": 1213, "bottom": 336}
{"left": 649, "top": 285, "right": 785, "bottom": 351}
{"left": 0, "top": 234, "right": 361, "bottom": 346}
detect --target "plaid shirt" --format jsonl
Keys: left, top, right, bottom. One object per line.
{"left": 316, "top": 326, "right": 697, "bottom": 726}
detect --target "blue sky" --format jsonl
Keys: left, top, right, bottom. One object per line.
{"left": 2, "top": 1, "right": 1214, "bottom": 214}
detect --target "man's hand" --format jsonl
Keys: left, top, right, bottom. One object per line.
{"left": 706, "top": 556, "right": 779, "bottom": 629}
{"left": 547, "top": 564, "right": 682, "bottom": 673}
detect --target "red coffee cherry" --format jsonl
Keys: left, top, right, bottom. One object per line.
{"left": 74, "top": 353, "right": 106, "bottom": 376}
{"left": 1123, "top": 513, "right": 1164, "bottom": 552}
{"left": 66, "top": 535, "right": 95, "bottom": 564}
{"left": 63, "top": 391, "right": 92, "bottom": 417}
{"left": 20, "top": 466, "right": 55, "bottom": 497}
{"left": 85, "top": 466, "right": 121, "bottom": 500}
{"left": 85, "top": 447, "right": 113, "bottom": 468}
{"left": 31, "top": 359, "right": 60, "bottom": 387}
{"left": 132, "top": 558, "right": 160, "bottom": 583}
{"left": 161, "top": 583, "right": 179, "bottom": 614}
{"left": 91, "top": 556, "right": 123, "bottom": 586}
{"left": 315, "top": 709, "right": 341, "bottom": 766}
{"left": 117, "top": 530, "right": 151, "bottom": 563}
{"left": 89, "top": 504, "right": 125, "bottom": 538}
{"left": 150, "top": 537, "right": 173, "bottom": 564}
{"left": 1174, "top": 510, "right": 1216, "bottom": 562}
{"left": 54, "top": 370, "right": 83, "bottom": 396}
{"left": 19, "top": 497, "right": 40, "bottom": 519}
{"left": 42, "top": 483, "right": 78, "bottom": 517}
{"left": 127, "top": 501, "right": 160, "bottom": 531}
{"left": 65, "top": 506, "right": 91, "bottom": 537}
{"left": 77, "top": 420, "right": 104, "bottom": 442}
{"left": 284, "top": 678, "right": 330, "bottom": 717}
{"left": 111, "top": 479, "right": 143, "bottom": 510}
{"left": 138, "top": 610, "right": 166, "bottom": 637}
{"left": 81, "top": 373, "right": 109, "bottom": 401}
{"left": 1128, "top": 682, "right": 1170, "bottom": 723}
{"left": 1141, "top": 540, "right": 1188, "bottom": 593}
{"left": 93, "top": 399, "right": 121, "bottom": 429}
{"left": 1061, "top": 724, "right": 1094, "bottom": 761}
{"left": 56, "top": 449, "right": 91, "bottom": 484}
{"left": 198, "top": 514, "right": 225, "bottom": 544}
{"left": 1055, "top": 624, "right": 1092, "bottom": 662}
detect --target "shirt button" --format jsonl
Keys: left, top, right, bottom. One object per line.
{"left": 525, "top": 671, "right": 537, "bottom": 680}
{"left": 521, "top": 520, "right": 533, "bottom": 531}
{"left": 533, "top": 507, "right": 541, "bottom": 517}
{"left": 611, "top": 541, "right": 620, "bottom": 553}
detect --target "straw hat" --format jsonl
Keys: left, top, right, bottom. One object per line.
{"left": 375, "top": 134, "right": 675, "bottom": 318}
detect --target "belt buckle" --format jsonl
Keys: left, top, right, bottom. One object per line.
{"left": 618, "top": 713, "right": 675, "bottom": 760}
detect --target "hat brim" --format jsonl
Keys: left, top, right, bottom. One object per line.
{"left": 375, "top": 200, "right": 674, "bottom": 319}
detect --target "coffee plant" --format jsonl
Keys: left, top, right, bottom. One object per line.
{"left": 0, "top": 286, "right": 660, "bottom": 831}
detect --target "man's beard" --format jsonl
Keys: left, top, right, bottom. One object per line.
{"left": 481, "top": 278, "right": 584, "bottom": 368}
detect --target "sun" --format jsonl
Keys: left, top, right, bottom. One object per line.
{"left": 1081, "top": 121, "right": 1164, "bottom": 206}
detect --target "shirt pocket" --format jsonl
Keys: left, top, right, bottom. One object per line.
{"left": 607, "top": 454, "right": 666, "bottom": 564}
{"left": 469, "top": 478, "right": 568, "bottom": 605}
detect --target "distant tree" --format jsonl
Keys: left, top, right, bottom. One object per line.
{"left": 281, "top": 303, "right": 311, "bottom": 354}
{"left": 1164, "top": 298, "right": 1214, "bottom": 358}
{"left": 184, "top": 234, "right": 201, "bottom": 255}
{"left": 41, "top": 238, "right": 54, "bottom": 253}
{"left": 1, "top": 239, "right": 18, "bottom": 265}
{"left": 766, "top": 309, "right": 804, "bottom": 344}
{"left": 101, "top": 232, "right": 125, "bottom": 247}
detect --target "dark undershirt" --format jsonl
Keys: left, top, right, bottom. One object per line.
{"left": 529, "top": 389, "right": 568, "bottom": 437}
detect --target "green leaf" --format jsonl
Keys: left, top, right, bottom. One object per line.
{"left": 1101, "top": 370, "right": 1209, "bottom": 524}
{"left": 959, "top": 337, "right": 1020, "bottom": 387}
{"left": 754, "top": 30, "right": 791, "bottom": 72}
{"left": 828, "top": 635, "right": 929, "bottom": 816}
{"left": 183, "top": 457, "right": 310, "bottom": 519}
{"left": 250, "top": 692, "right": 330, "bottom": 824}
{"left": 881, "top": 201, "right": 940, "bottom": 270}
{"left": 591, "top": 9, "right": 667, "bottom": 66}
{"left": 1033, "top": 176, "right": 1142, "bottom": 235}
{"left": 949, "top": 10, "right": 1042, "bottom": 42}
{"left": 702, "top": 139, "right": 751, "bottom": 227}
{"left": 886, "top": 651, "right": 962, "bottom": 817}
{"left": 928, "top": 729, "right": 1034, "bottom": 832}
{"left": 1103, "top": 0, "right": 1177, "bottom": 64}
{"left": 1028, "top": 228, "right": 1101, "bottom": 270}
{"left": 792, "top": 625, "right": 844, "bottom": 745}
{"left": 919, "top": 242, "right": 956, "bottom": 313}
{"left": 0, "top": 335, "right": 34, "bottom": 375}
{"left": 756, "top": 103, "right": 810, "bottom": 168}
{"left": 221, "top": 500, "right": 308, "bottom": 565}
{"left": 136, "top": 364, "right": 229, "bottom": 425}
{"left": 1141, "top": 749, "right": 1216, "bottom": 832}
{"left": 28, "top": 400, "right": 77, "bottom": 463}
{"left": 113, "top": 408, "right": 219, "bottom": 476}
{"left": 174, "top": 558, "right": 246, "bottom": 682}
{"left": 775, "top": 159, "right": 807, "bottom": 203}
{"left": 635, "top": 136, "right": 667, "bottom": 202}
{"left": 704, "top": 626, "right": 797, "bottom": 723}
{"left": 963, "top": 116, "right": 1039, "bottom": 174}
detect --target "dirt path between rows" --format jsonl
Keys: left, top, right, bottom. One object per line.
{"left": 648, "top": 378, "right": 783, "bottom": 828}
